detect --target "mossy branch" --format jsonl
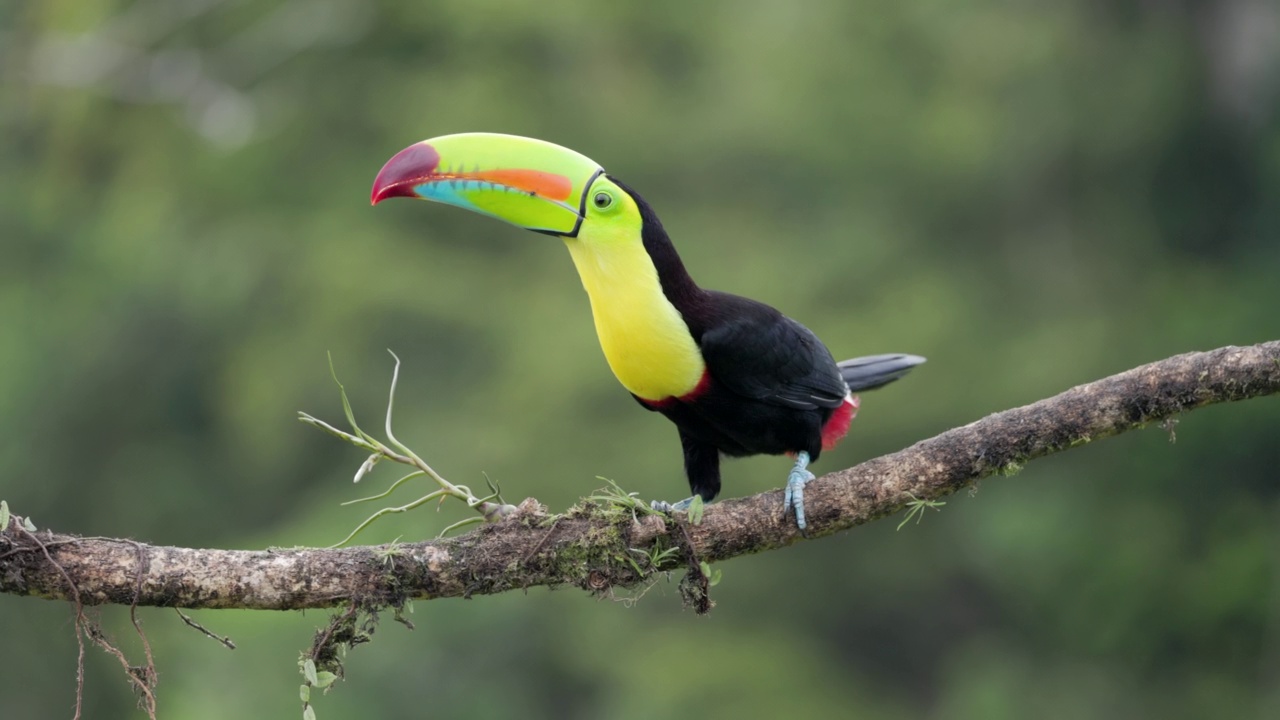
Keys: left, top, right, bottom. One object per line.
{"left": 1, "top": 341, "right": 1277, "bottom": 611}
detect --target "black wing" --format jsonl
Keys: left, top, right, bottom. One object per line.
{"left": 696, "top": 293, "right": 848, "bottom": 411}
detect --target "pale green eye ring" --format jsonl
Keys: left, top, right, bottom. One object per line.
{"left": 593, "top": 191, "right": 614, "bottom": 210}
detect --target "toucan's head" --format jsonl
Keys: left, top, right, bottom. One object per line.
{"left": 371, "top": 133, "right": 706, "bottom": 403}
{"left": 370, "top": 132, "right": 642, "bottom": 241}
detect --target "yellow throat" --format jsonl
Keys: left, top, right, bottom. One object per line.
{"left": 563, "top": 228, "right": 705, "bottom": 402}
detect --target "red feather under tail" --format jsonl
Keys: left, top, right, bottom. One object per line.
{"left": 821, "top": 395, "right": 860, "bottom": 450}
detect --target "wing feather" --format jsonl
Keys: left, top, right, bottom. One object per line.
{"left": 697, "top": 296, "right": 847, "bottom": 410}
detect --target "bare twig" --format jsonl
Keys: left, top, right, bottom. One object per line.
{"left": 174, "top": 609, "right": 237, "bottom": 650}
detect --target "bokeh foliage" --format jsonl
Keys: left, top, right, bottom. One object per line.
{"left": 2, "top": 0, "right": 1278, "bottom": 717}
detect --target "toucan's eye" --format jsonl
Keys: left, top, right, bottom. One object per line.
{"left": 593, "top": 191, "right": 613, "bottom": 210}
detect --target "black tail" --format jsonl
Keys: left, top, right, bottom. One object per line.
{"left": 838, "top": 354, "right": 926, "bottom": 392}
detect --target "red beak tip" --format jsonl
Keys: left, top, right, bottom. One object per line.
{"left": 370, "top": 142, "right": 442, "bottom": 207}
{"left": 370, "top": 184, "right": 391, "bottom": 205}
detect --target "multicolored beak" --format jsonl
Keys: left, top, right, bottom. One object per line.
{"left": 370, "top": 132, "right": 605, "bottom": 237}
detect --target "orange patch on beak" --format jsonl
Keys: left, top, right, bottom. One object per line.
{"left": 466, "top": 169, "right": 573, "bottom": 201}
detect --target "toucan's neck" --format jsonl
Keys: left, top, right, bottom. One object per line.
{"left": 613, "top": 178, "right": 704, "bottom": 312}
{"left": 560, "top": 178, "right": 707, "bottom": 401}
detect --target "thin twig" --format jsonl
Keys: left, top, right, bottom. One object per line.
{"left": 173, "top": 609, "right": 237, "bottom": 649}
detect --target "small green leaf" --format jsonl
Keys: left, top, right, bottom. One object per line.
{"left": 303, "top": 659, "right": 318, "bottom": 686}
{"left": 0, "top": 500, "right": 9, "bottom": 530}
{"left": 688, "top": 496, "right": 704, "bottom": 525}
{"left": 303, "top": 705, "right": 317, "bottom": 720}
{"left": 300, "top": 685, "right": 311, "bottom": 703}
{"left": 314, "top": 671, "right": 338, "bottom": 689}
{"left": 896, "top": 510, "right": 914, "bottom": 531}
{"left": 709, "top": 568, "right": 723, "bottom": 587}
{"left": 22, "top": 517, "right": 36, "bottom": 532}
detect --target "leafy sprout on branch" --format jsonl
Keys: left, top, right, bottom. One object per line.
{"left": 896, "top": 492, "right": 946, "bottom": 531}
{"left": 299, "top": 351, "right": 516, "bottom": 547}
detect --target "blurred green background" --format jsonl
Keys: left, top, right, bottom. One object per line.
{"left": 2, "top": 0, "right": 1278, "bottom": 717}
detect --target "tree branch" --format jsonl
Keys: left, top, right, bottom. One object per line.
{"left": 3, "top": 341, "right": 1278, "bottom": 611}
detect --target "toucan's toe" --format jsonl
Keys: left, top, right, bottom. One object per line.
{"left": 784, "top": 452, "right": 816, "bottom": 530}
{"left": 651, "top": 496, "right": 694, "bottom": 514}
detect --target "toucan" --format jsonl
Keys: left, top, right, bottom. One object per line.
{"left": 370, "top": 133, "right": 924, "bottom": 529}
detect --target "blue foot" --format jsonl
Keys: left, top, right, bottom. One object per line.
{"left": 784, "top": 451, "right": 815, "bottom": 530}
{"left": 651, "top": 497, "right": 694, "bottom": 513}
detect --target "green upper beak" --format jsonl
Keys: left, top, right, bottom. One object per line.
{"left": 370, "top": 132, "right": 605, "bottom": 237}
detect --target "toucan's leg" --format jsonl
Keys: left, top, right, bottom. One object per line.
{"left": 784, "top": 451, "right": 815, "bottom": 530}
{"left": 652, "top": 431, "right": 721, "bottom": 513}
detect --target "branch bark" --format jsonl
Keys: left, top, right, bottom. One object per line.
{"left": 3, "top": 341, "right": 1278, "bottom": 611}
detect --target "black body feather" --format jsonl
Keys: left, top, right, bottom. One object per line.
{"left": 612, "top": 177, "right": 923, "bottom": 502}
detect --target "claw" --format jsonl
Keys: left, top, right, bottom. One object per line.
{"left": 651, "top": 496, "right": 694, "bottom": 514}
{"left": 784, "top": 451, "right": 815, "bottom": 530}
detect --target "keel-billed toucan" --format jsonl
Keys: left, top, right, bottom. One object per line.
{"left": 371, "top": 133, "right": 924, "bottom": 529}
